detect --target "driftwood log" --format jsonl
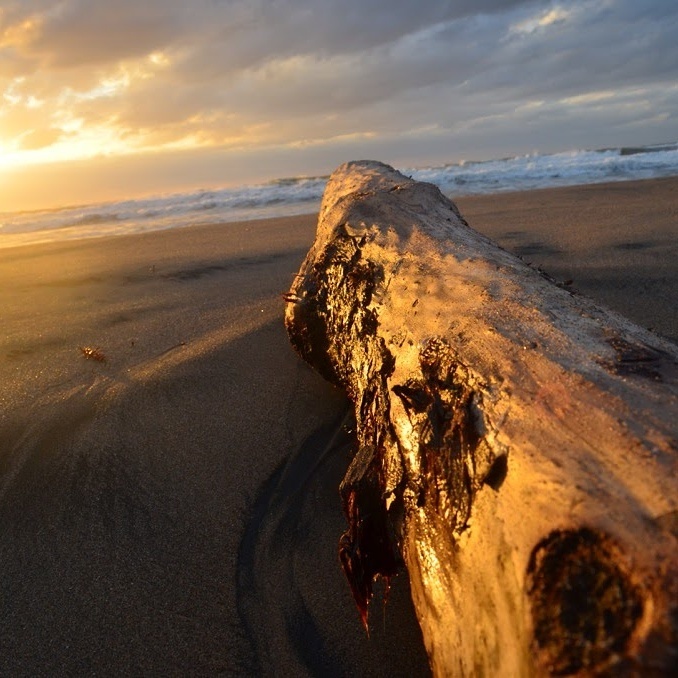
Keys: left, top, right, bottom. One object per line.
{"left": 284, "top": 161, "right": 678, "bottom": 676}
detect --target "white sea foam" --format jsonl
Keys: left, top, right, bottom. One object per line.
{"left": 408, "top": 143, "right": 678, "bottom": 195}
{"left": 1, "top": 143, "right": 676, "bottom": 248}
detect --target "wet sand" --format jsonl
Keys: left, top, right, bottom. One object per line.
{"left": 0, "top": 177, "right": 676, "bottom": 675}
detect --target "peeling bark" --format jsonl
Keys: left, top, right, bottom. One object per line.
{"left": 285, "top": 161, "right": 678, "bottom": 676}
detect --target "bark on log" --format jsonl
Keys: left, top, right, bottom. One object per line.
{"left": 284, "top": 161, "right": 678, "bottom": 676}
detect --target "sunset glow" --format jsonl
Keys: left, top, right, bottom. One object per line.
{"left": 0, "top": 0, "right": 676, "bottom": 212}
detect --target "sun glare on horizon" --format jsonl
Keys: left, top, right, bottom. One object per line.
{"left": 0, "top": 133, "right": 28, "bottom": 172}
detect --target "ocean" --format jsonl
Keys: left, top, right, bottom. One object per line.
{"left": 1, "top": 142, "right": 677, "bottom": 249}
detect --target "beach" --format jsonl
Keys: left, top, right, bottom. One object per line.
{"left": 458, "top": 176, "right": 678, "bottom": 344}
{"left": 0, "top": 176, "right": 676, "bottom": 675}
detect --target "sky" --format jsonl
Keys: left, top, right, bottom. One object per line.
{"left": 1, "top": 0, "right": 677, "bottom": 212}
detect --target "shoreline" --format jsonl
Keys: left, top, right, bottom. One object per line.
{"left": 2, "top": 174, "right": 678, "bottom": 253}
{"left": 0, "top": 176, "right": 676, "bottom": 674}
{"left": 10, "top": 173, "right": 668, "bottom": 342}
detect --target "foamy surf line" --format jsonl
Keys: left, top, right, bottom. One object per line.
{"left": 1, "top": 142, "right": 677, "bottom": 248}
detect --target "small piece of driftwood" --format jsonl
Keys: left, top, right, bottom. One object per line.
{"left": 285, "top": 161, "right": 678, "bottom": 676}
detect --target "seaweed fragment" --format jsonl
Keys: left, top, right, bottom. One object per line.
{"left": 338, "top": 452, "right": 402, "bottom": 633}
{"left": 79, "top": 346, "right": 107, "bottom": 362}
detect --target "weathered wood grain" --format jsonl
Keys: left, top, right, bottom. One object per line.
{"left": 285, "top": 161, "right": 678, "bottom": 676}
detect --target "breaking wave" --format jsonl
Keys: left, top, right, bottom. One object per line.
{"left": 1, "top": 142, "right": 676, "bottom": 248}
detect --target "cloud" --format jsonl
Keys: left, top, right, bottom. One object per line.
{"left": 1, "top": 1, "right": 186, "bottom": 66}
{"left": 0, "top": 0, "right": 677, "bottom": 186}
{"left": 17, "top": 126, "right": 63, "bottom": 150}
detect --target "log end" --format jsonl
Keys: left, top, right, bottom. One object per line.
{"left": 526, "top": 527, "right": 677, "bottom": 675}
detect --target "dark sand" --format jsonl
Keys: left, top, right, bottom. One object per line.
{"left": 0, "top": 177, "right": 676, "bottom": 675}
{"left": 457, "top": 176, "right": 678, "bottom": 344}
